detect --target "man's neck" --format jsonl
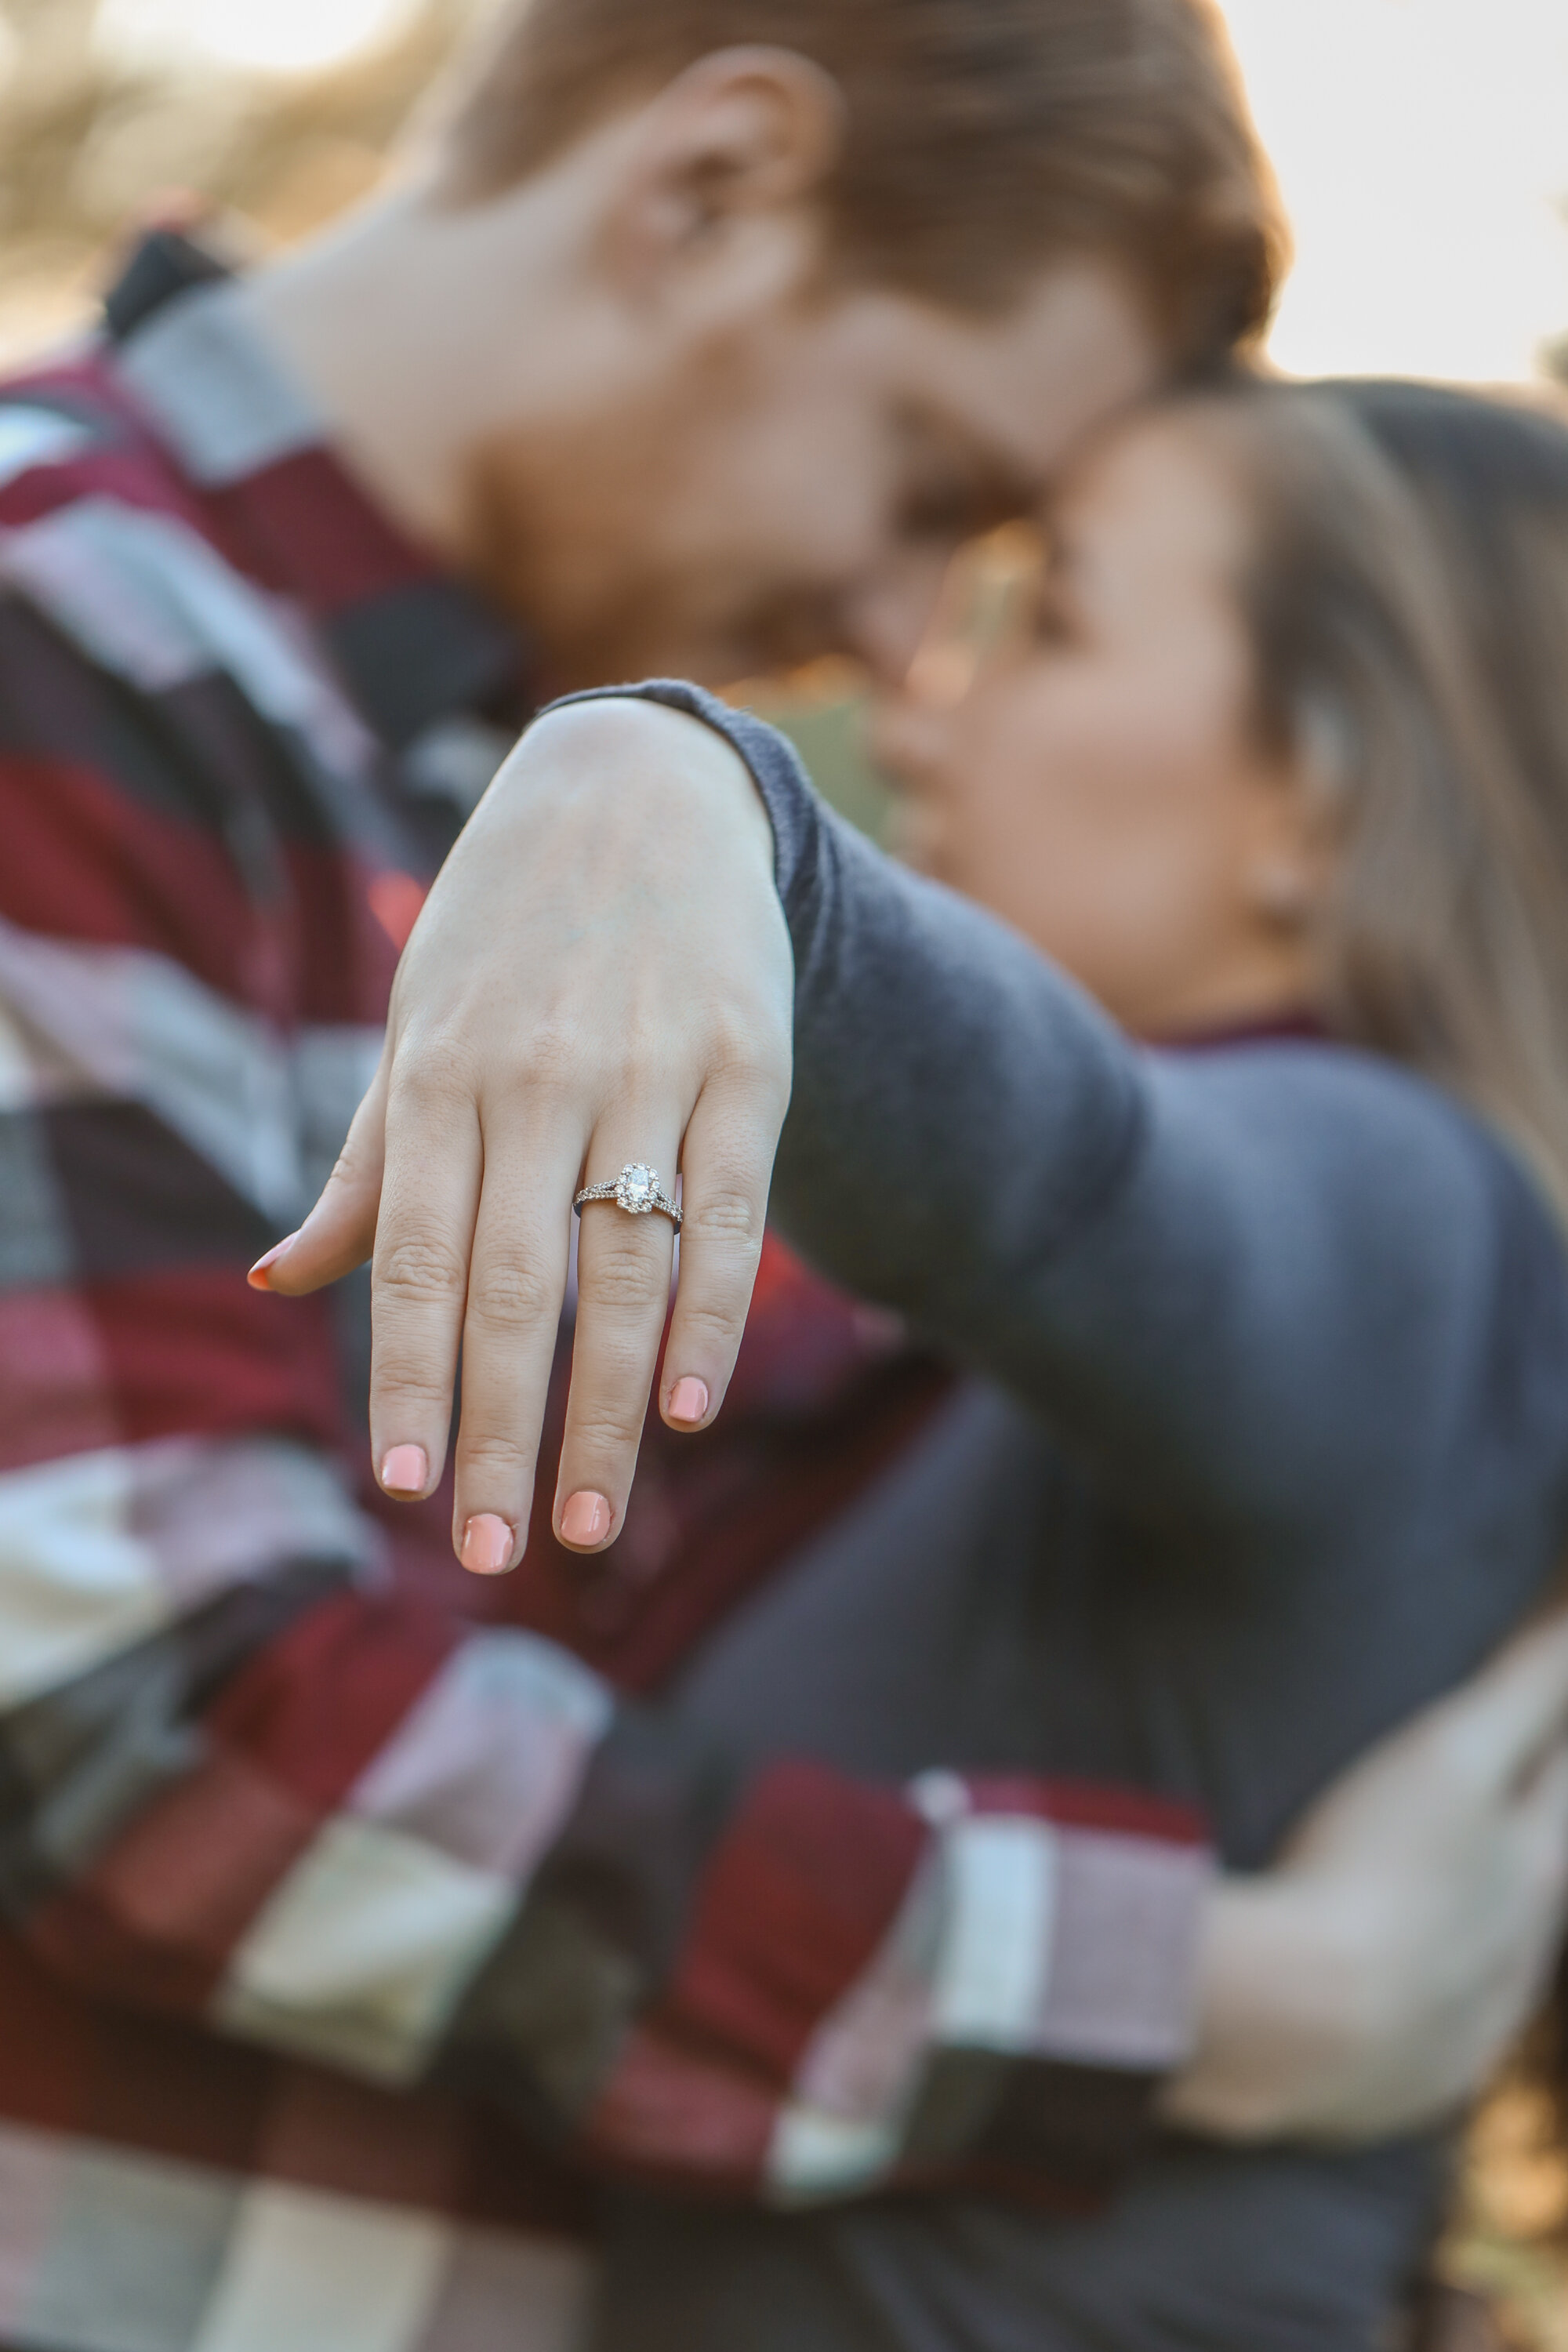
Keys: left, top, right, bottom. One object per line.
{"left": 234, "top": 160, "right": 614, "bottom": 574}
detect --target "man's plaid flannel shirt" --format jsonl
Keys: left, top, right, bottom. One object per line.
{"left": 0, "top": 234, "right": 1210, "bottom": 2352}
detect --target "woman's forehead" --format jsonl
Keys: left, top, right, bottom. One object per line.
{"left": 1039, "top": 408, "right": 1250, "bottom": 586}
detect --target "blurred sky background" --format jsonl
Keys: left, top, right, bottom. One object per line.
{"left": 0, "top": 0, "right": 1563, "bottom": 381}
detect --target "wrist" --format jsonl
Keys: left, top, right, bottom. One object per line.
{"left": 528, "top": 694, "right": 779, "bottom": 875}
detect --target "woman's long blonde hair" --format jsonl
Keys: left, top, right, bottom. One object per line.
{"left": 1183, "top": 377, "right": 1568, "bottom": 1219}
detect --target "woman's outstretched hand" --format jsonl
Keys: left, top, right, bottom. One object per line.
{"left": 1167, "top": 1599, "right": 1568, "bottom": 2143}
{"left": 252, "top": 698, "right": 792, "bottom": 1573}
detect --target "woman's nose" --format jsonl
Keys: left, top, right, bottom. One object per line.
{"left": 866, "top": 686, "right": 948, "bottom": 786}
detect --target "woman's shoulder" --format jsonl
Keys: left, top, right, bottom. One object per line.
{"left": 1094, "top": 1033, "right": 1568, "bottom": 1526}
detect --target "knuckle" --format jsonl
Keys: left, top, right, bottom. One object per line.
{"left": 372, "top": 1336, "right": 455, "bottom": 1396}
{"left": 389, "top": 1043, "right": 470, "bottom": 1115}
{"left": 372, "top": 1379, "right": 452, "bottom": 1426}
{"left": 583, "top": 1231, "right": 668, "bottom": 1315}
{"left": 458, "top": 1429, "right": 534, "bottom": 1479}
{"left": 688, "top": 1184, "right": 765, "bottom": 1252}
{"left": 677, "top": 1298, "right": 745, "bottom": 1357}
{"left": 704, "top": 1025, "right": 757, "bottom": 1086}
{"left": 710, "top": 996, "right": 784, "bottom": 1074}
{"left": 569, "top": 1396, "right": 648, "bottom": 1456}
{"left": 514, "top": 1019, "right": 586, "bottom": 1097}
{"left": 465, "top": 1256, "right": 558, "bottom": 1335}
{"left": 375, "top": 1230, "right": 469, "bottom": 1305}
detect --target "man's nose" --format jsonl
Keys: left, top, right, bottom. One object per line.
{"left": 834, "top": 554, "right": 953, "bottom": 689}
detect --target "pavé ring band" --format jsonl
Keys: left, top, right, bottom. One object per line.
{"left": 574, "top": 1161, "right": 682, "bottom": 1232}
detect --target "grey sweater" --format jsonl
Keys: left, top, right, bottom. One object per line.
{"left": 579, "top": 684, "right": 1568, "bottom": 2352}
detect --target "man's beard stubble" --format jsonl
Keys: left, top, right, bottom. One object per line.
{"left": 455, "top": 435, "right": 851, "bottom": 696}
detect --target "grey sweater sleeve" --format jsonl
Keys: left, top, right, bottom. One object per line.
{"left": 552, "top": 683, "right": 1568, "bottom": 1537}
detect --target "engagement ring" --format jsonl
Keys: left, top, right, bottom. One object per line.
{"left": 574, "top": 1161, "right": 682, "bottom": 1231}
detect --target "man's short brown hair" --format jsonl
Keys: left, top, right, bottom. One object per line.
{"left": 437, "top": 0, "right": 1287, "bottom": 365}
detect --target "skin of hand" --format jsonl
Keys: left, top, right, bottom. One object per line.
{"left": 1166, "top": 1602, "right": 1568, "bottom": 2142}
{"left": 256, "top": 699, "right": 788, "bottom": 1573}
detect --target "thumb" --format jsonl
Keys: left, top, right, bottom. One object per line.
{"left": 249, "top": 1061, "right": 389, "bottom": 1296}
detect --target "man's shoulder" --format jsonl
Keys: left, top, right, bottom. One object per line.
{"left": 0, "top": 336, "right": 365, "bottom": 803}
{"left": 0, "top": 346, "right": 189, "bottom": 531}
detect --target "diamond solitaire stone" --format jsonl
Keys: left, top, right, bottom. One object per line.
{"left": 615, "top": 1162, "right": 659, "bottom": 1213}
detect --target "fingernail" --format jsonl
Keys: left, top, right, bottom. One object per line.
{"left": 560, "top": 1490, "right": 611, "bottom": 1548}
{"left": 667, "top": 1377, "right": 710, "bottom": 1427}
{"left": 247, "top": 1232, "right": 300, "bottom": 1291}
{"left": 461, "top": 1513, "right": 514, "bottom": 1575}
{"left": 380, "top": 1444, "right": 428, "bottom": 1497}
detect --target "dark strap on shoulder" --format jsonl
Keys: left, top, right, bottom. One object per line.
{"left": 103, "top": 228, "right": 233, "bottom": 344}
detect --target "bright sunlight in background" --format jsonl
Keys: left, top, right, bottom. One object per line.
{"left": 95, "top": 0, "right": 423, "bottom": 80}
{"left": 1221, "top": 0, "right": 1568, "bottom": 383}
{"left": 67, "top": 0, "right": 1568, "bottom": 386}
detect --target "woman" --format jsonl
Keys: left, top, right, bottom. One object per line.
{"left": 270, "top": 381, "right": 1568, "bottom": 2347}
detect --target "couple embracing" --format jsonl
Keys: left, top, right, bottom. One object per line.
{"left": 5, "top": 4, "right": 1568, "bottom": 2349}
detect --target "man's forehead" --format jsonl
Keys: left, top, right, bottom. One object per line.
{"left": 888, "top": 261, "right": 1164, "bottom": 493}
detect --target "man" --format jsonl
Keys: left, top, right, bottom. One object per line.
{"left": 0, "top": 5, "right": 1552, "bottom": 2349}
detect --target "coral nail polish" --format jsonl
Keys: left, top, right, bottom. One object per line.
{"left": 380, "top": 1444, "right": 428, "bottom": 1497}
{"left": 667, "top": 1377, "right": 710, "bottom": 1426}
{"left": 461, "top": 1514, "right": 514, "bottom": 1575}
{"left": 560, "top": 1490, "right": 611, "bottom": 1548}
{"left": 247, "top": 1232, "right": 300, "bottom": 1290}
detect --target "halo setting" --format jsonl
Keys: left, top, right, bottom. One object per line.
{"left": 573, "top": 1162, "right": 682, "bottom": 1231}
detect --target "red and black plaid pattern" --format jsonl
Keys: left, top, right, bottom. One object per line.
{"left": 0, "top": 234, "right": 1211, "bottom": 2352}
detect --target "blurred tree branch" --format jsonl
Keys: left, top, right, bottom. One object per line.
{"left": 0, "top": 0, "right": 487, "bottom": 356}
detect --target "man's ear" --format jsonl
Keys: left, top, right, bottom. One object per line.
{"left": 604, "top": 46, "right": 848, "bottom": 294}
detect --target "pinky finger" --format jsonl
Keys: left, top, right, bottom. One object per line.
{"left": 659, "top": 1077, "right": 782, "bottom": 1432}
